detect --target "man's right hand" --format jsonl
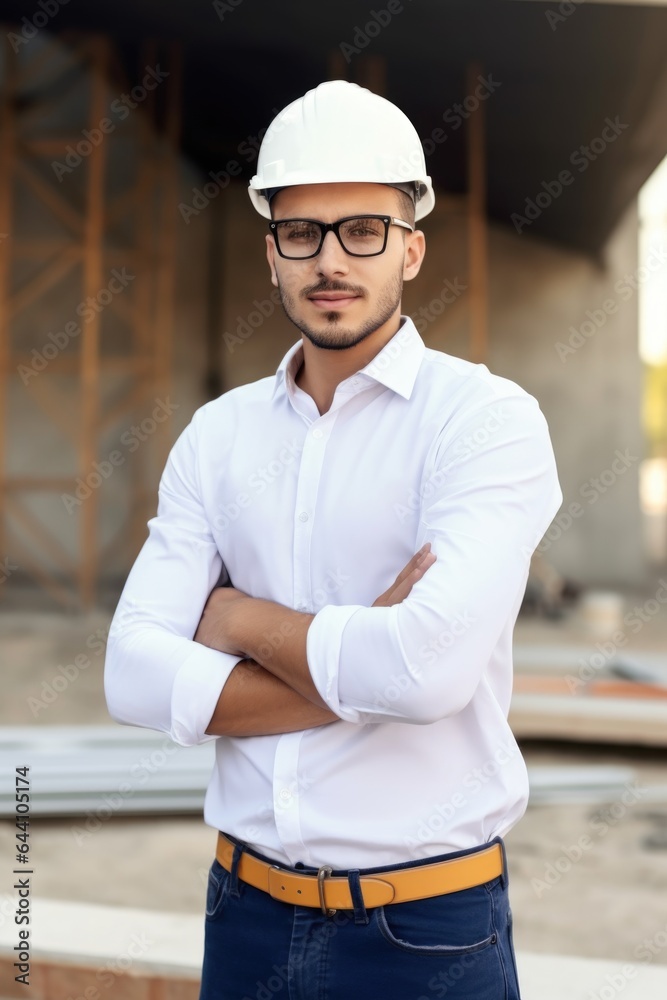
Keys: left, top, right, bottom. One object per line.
{"left": 372, "top": 542, "right": 436, "bottom": 608}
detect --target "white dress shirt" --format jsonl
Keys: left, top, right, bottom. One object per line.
{"left": 104, "top": 315, "right": 562, "bottom": 869}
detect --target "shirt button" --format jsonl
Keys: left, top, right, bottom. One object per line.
{"left": 298, "top": 511, "right": 309, "bottom": 522}
{"left": 279, "top": 788, "right": 292, "bottom": 801}
{"left": 312, "top": 428, "right": 323, "bottom": 439}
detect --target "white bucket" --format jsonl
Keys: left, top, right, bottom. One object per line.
{"left": 579, "top": 590, "right": 625, "bottom": 637}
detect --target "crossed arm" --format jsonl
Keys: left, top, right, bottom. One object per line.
{"left": 199, "top": 544, "right": 436, "bottom": 738}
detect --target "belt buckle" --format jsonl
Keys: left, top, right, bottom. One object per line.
{"left": 317, "top": 865, "right": 337, "bottom": 917}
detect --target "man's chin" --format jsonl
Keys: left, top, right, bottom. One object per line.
{"left": 300, "top": 325, "right": 368, "bottom": 351}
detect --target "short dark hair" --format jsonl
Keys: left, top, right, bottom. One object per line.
{"left": 393, "top": 188, "right": 416, "bottom": 227}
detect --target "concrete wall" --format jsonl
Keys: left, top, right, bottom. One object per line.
{"left": 217, "top": 180, "right": 647, "bottom": 589}
{"left": 487, "top": 200, "right": 646, "bottom": 588}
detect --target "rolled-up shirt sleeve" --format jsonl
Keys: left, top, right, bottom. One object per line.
{"left": 306, "top": 389, "right": 563, "bottom": 725}
{"left": 104, "top": 409, "right": 244, "bottom": 747}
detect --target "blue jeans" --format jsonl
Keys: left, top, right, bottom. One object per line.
{"left": 198, "top": 833, "right": 522, "bottom": 1000}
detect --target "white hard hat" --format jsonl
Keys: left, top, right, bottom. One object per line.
{"left": 248, "top": 80, "right": 435, "bottom": 221}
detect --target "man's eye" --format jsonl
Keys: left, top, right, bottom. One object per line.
{"left": 343, "top": 220, "right": 383, "bottom": 238}
{"left": 286, "top": 225, "right": 318, "bottom": 240}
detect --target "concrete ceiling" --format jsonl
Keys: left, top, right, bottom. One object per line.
{"left": 4, "top": 0, "right": 667, "bottom": 259}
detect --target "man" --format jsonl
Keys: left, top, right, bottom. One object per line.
{"left": 105, "top": 80, "right": 562, "bottom": 999}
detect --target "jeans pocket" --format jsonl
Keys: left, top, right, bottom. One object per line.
{"left": 375, "top": 894, "right": 498, "bottom": 957}
{"left": 205, "top": 858, "right": 232, "bottom": 920}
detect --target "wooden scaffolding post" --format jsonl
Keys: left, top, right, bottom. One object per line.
{"left": 466, "top": 60, "right": 489, "bottom": 365}
{"left": 153, "top": 41, "right": 182, "bottom": 478}
{"left": 80, "top": 37, "right": 110, "bottom": 608}
{"left": 0, "top": 39, "right": 17, "bottom": 580}
{"left": 126, "top": 38, "right": 160, "bottom": 561}
{"left": 356, "top": 54, "right": 387, "bottom": 97}
{"left": 327, "top": 49, "right": 349, "bottom": 81}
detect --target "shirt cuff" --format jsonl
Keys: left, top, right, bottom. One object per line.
{"left": 306, "top": 603, "right": 369, "bottom": 722}
{"left": 170, "top": 645, "right": 245, "bottom": 746}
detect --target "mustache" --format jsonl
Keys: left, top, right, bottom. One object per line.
{"left": 301, "top": 280, "right": 366, "bottom": 299}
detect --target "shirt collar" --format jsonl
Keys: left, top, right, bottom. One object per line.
{"left": 270, "top": 315, "right": 425, "bottom": 403}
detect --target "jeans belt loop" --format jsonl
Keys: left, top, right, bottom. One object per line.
{"left": 228, "top": 843, "right": 243, "bottom": 899}
{"left": 347, "top": 869, "right": 370, "bottom": 926}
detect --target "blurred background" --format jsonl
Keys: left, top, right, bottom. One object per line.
{"left": 1, "top": 1, "right": 667, "bottom": 998}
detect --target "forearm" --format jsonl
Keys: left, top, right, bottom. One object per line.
{"left": 194, "top": 589, "right": 326, "bottom": 711}
{"left": 195, "top": 549, "right": 439, "bottom": 727}
{"left": 204, "top": 657, "right": 339, "bottom": 738}
{"left": 230, "top": 599, "right": 327, "bottom": 708}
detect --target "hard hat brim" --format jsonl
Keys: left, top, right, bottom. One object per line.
{"left": 248, "top": 180, "right": 435, "bottom": 221}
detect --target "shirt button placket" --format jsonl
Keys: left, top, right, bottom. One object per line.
{"left": 272, "top": 415, "right": 333, "bottom": 863}
{"left": 292, "top": 418, "right": 332, "bottom": 613}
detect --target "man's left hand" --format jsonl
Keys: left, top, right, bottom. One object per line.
{"left": 194, "top": 585, "right": 250, "bottom": 656}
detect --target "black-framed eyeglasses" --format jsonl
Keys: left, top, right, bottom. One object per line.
{"left": 268, "top": 214, "right": 414, "bottom": 260}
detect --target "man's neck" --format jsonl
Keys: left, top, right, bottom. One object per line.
{"left": 294, "top": 313, "right": 404, "bottom": 415}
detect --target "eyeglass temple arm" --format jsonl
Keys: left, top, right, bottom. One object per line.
{"left": 391, "top": 218, "right": 415, "bottom": 232}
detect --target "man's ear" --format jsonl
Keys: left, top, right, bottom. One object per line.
{"left": 403, "top": 230, "right": 426, "bottom": 283}
{"left": 266, "top": 234, "right": 279, "bottom": 287}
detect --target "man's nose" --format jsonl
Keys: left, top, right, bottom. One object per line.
{"left": 315, "top": 229, "right": 350, "bottom": 276}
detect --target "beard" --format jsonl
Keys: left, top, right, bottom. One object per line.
{"left": 276, "top": 268, "right": 404, "bottom": 351}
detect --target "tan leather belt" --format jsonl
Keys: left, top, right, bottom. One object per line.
{"left": 216, "top": 832, "right": 504, "bottom": 914}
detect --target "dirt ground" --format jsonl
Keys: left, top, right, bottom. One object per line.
{"left": 2, "top": 602, "right": 667, "bottom": 966}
